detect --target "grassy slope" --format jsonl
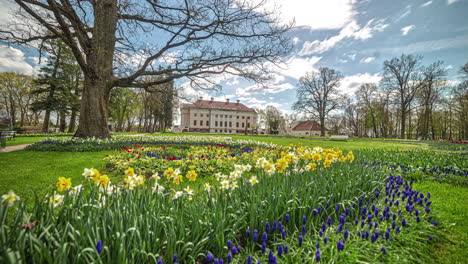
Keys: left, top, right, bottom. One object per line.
{"left": 0, "top": 134, "right": 466, "bottom": 262}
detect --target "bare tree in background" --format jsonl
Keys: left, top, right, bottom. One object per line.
{"left": 293, "top": 67, "right": 343, "bottom": 136}
{"left": 417, "top": 61, "right": 447, "bottom": 140}
{"left": 258, "top": 105, "right": 283, "bottom": 135}
{"left": 381, "top": 54, "right": 425, "bottom": 139}
{"left": 1, "top": 0, "right": 292, "bottom": 138}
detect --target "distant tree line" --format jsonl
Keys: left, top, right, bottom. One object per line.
{"left": 294, "top": 54, "right": 468, "bottom": 140}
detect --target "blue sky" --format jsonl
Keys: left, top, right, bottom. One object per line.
{"left": 186, "top": 0, "right": 468, "bottom": 113}
{"left": 0, "top": 0, "right": 467, "bottom": 115}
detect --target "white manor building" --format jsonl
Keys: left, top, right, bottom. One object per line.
{"left": 179, "top": 98, "right": 258, "bottom": 133}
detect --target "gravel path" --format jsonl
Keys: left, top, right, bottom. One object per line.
{"left": 0, "top": 144, "right": 31, "bottom": 153}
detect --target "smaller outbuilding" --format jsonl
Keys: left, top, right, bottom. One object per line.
{"left": 290, "top": 121, "right": 329, "bottom": 137}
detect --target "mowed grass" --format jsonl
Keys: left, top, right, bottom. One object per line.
{"left": 3, "top": 137, "right": 47, "bottom": 147}
{"left": 0, "top": 150, "right": 108, "bottom": 203}
{"left": 0, "top": 133, "right": 466, "bottom": 263}
{"left": 413, "top": 181, "right": 468, "bottom": 264}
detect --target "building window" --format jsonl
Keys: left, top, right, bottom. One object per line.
{"left": 247, "top": 116, "right": 250, "bottom": 119}
{"left": 229, "top": 121, "right": 232, "bottom": 127}
{"left": 229, "top": 130, "right": 232, "bottom": 133}
{"left": 236, "top": 122, "right": 239, "bottom": 128}
{"left": 242, "top": 123, "right": 244, "bottom": 128}
{"left": 200, "top": 114, "right": 203, "bottom": 117}
{"left": 215, "top": 114, "right": 218, "bottom": 118}
{"left": 215, "top": 121, "right": 218, "bottom": 126}
{"left": 225, "top": 121, "right": 228, "bottom": 127}
{"left": 237, "top": 116, "right": 239, "bottom": 119}
{"left": 247, "top": 123, "right": 250, "bottom": 127}
{"left": 215, "top": 129, "right": 217, "bottom": 133}
{"left": 225, "top": 115, "right": 228, "bottom": 118}
{"left": 206, "top": 121, "right": 209, "bottom": 126}
{"left": 200, "top": 120, "right": 203, "bottom": 126}
{"left": 242, "top": 116, "right": 245, "bottom": 119}
{"left": 229, "top": 115, "right": 232, "bottom": 118}
{"left": 194, "top": 120, "right": 197, "bottom": 126}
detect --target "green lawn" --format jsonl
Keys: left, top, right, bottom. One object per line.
{"left": 0, "top": 134, "right": 466, "bottom": 262}
{"left": 413, "top": 181, "right": 468, "bottom": 264}
{"left": 4, "top": 136, "right": 47, "bottom": 147}
{"left": 0, "top": 150, "right": 108, "bottom": 203}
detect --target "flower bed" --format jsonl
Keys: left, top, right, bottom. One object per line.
{"left": 1, "top": 141, "right": 443, "bottom": 263}
{"left": 25, "top": 135, "right": 262, "bottom": 152}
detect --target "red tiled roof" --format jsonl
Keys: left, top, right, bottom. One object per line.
{"left": 292, "top": 121, "right": 325, "bottom": 131}
{"left": 181, "top": 100, "right": 256, "bottom": 112}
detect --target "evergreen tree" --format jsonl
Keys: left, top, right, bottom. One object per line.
{"left": 31, "top": 41, "right": 80, "bottom": 132}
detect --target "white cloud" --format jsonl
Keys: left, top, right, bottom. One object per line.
{"left": 421, "top": 1, "right": 433, "bottom": 7}
{"left": 360, "top": 57, "right": 375, "bottom": 63}
{"left": 445, "top": 65, "right": 453, "bottom": 70}
{"left": 268, "top": 0, "right": 356, "bottom": 30}
{"left": 396, "top": 5, "right": 412, "bottom": 22}
{"left": 281, "top": 56, "right": 322, "bottom": 79}
{"left": 400, "top": 25, "right": 415, "bottom": 36}
{"left": 236, "top": 82, "right": 294, "bottom": 96}
{"left": 292, "top": 37, "right": 300, "bottom": 44}
{"left": 0, "top": 45, "right": 35, "bottom": 75}
{"left": 339, "top": 73, "right": 382, "bottom": 96}
{"left": 226, "top": 78, "right": 240, "bottom": 86}
{"left": 447, "top": 0, "right": 460, "bottom": 4}
{"left": 299, "top": 19, "right": 388, "bottom": 55}
{"left": 363, "top": 34, "right": 468, "bottom": 54}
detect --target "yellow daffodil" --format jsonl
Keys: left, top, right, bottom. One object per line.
{"left": 96, "top": 174, "right": 110, "bottom": 188}
{"left": 173, "top": 175, "right": 183, "bottom": 185}
{"left": 324, "top": 160, "right": 332, "bottom": 168}
{"left": 124, "top": 168, "right": 135, "bottom": 177}
{"left": 56, "top": 177, "right": 72, "bottom": 192}
{"left": 91, "top": 169, "right": 101, "bottom": 182}
{"left": 305, "top": 162, "right": 317, "bottom": 171}
{"left": 186, "top": 170, "right": 198, "bottom": 181}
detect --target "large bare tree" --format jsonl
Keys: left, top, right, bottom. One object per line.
{"left": 381, "top": 54, "right": 425, "bottom": 139}
{"left": 417, "top": 61, "right": 447, "bottom": 139}
{"left": 1, "top": 0, "right": 292, "bottom": 138}
{"left": 293, "top": 67, "right": 342, "bottom": 136}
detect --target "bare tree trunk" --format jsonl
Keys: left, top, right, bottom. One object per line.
{"left": 42, "top": 110, "right": 51, "bottom": 132}
{"left": 74, "top": 77, "right": 112, "bottom": 138}
{"left": 74, "top": 0, "right": 117, "bottom": 139}
{"left": 320, "top": 116, "right": 325, "bottom": 136}
{"left": 59, "top": 111, "right": 67, "bottom": 132}
{"left": 68, "top": 111, "right": 77, "bottom": 133}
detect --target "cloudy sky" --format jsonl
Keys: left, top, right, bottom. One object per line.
{"left": 0, "top": 0, "right": 467, "bottom": 115}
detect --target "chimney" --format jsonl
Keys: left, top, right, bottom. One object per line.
{"left": 226, "top": 99, "right": 230, "bottom": 104}
{"left": 199, "top": 96, "right": 203, "bottom": 101}
{"left": 236, "top": 99, "right": 240, "bottom": 104}
{"left": 211, "top": 97, "right": 214, "bottom": 102}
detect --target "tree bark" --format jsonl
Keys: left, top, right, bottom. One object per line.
{"left": 59, "top": 110, "right": 66, "bottom": 132}
{"left": 74, "top": 0, "right": 117, "bottom": 139}
{"left": 42, "top": 110, "right": 51, "bottom": 132}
